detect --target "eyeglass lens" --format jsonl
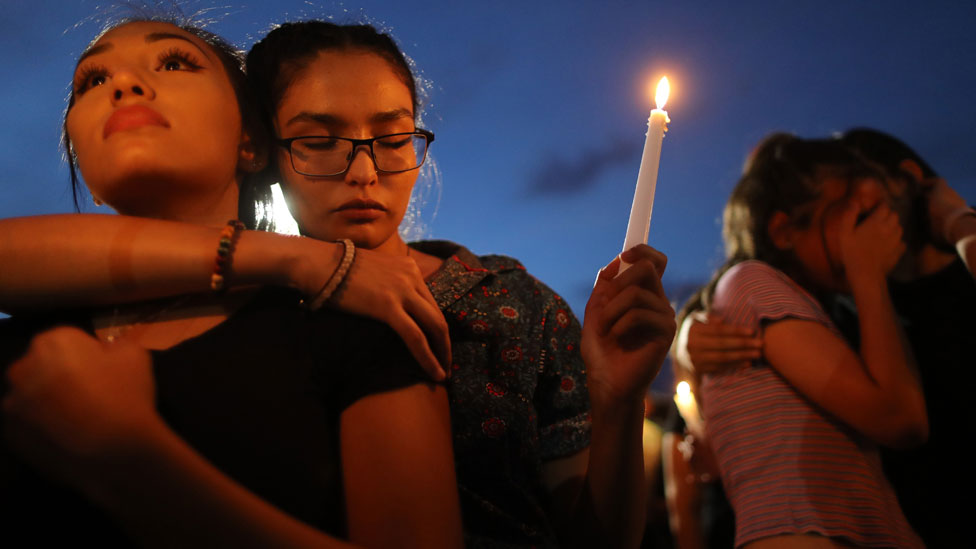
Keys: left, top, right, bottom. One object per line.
{"left": 290, "top": 134, "right": 428, "bottom": 176}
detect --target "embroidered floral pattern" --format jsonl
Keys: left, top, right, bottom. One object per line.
{"left": 555, "top": 308, "right": 570, "bottom": 329}
{"left": 502, "top": 345, "right": 522, "bottom": 363}
{"left": 482, "top": 417, "right": 507, "bottom": 438}
{"left": 499, "top": 305, "right": 519, "bottom": 319}
{"left": 559, "top": 376, "right": 575, "bottom": 393}
{"left": 409, "top": 240, "right": 590, "bottom": 547}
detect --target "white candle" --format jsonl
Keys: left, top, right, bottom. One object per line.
{"left": 620, "top": 76, "right": 670, "bottom": 272}
{"left": 673, "top": 380, "right": 704, "bottom": 438}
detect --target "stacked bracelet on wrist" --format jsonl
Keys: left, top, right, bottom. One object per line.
{"left": 942, "top": 207, "right": 976, "bottom": 245}
{"left": 210, "top": 220, "right": 246, "bottom": 293}
{"left": 304, "top": 239, "right": 356, "bottom": 310}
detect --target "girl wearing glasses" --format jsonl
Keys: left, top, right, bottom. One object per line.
{"left": 0, "top": 17, "right": 462, "bottom": 548}
{"left": 0, "top": 18, "right": 675, "bottom": 548}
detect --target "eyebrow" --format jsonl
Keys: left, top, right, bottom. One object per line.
{"left": 145, "top": 32, "right": 213, "bottom": 61}
{"left": 75, "top": 31, "right": 213, "bottom": 66}
{"left": 283, "top": 109, "right": 414, "bottom": 129}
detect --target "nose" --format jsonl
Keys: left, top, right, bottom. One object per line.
{"left": 344, "top": 145, "right": 378, "bottom": 187}
{"left": 110, "top": 69, "right": 155, "bottom": 104}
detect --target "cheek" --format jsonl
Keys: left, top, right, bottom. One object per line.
{"left": 387, "top": 173, "right": 418, "bottom": 213}
{"left": 190, "top": 82, "right": 244, "bottom": 153}
{"left": 65, "top": 107, "right": 102, "bottom": 187}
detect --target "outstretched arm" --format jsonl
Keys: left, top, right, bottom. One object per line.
{"left": 546, "top": 245, "right": 676, "bottom": 548}
{"left": 0, "top": 214, "right": 449, "bottom": 378}
{"left": 3, "top": 327, "right": 461, "bottom": 548}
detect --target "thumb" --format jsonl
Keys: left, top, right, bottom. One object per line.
{"left": 585, "top": 256, "right": 621, "bottom": 317}
{"left": 593, "top": 255, "right": 622, "bottom": 289}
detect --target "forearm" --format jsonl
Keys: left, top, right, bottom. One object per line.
{"left": 949, "top": 213, "right": 976, "bottom": 277}
{"left": 851, "top": 277, "right": 927, "bottom": 443}
{"left": 662, "top": 433, "right": 705, "bottom": 549}
{"left": 0, "top": 214, "right": 337, "bottom": 311}
{"left": 84, "top": 420, "right": 355, "bottom": 548}
{"left": 566, "top": 398, "right": 646, "bottom": 548}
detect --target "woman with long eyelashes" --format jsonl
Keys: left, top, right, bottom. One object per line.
{"left": 0, "top": 16, "right": 674, "bottom": 547}
{"left": 0, "top": 18, "right": 461, "bottom": 548}
{"left": 243, "top": 21, "right": 675, "bottom": 548}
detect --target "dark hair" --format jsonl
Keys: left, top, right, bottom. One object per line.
{"left": 677, "top": 133, "right": 878, "bottom": 325}
{"left": 837, "top": 128, "right": 932, "bottom": 251}
{"left": 838, "top": 128, "right": 937, "bottom": 179}
{"left": 246, "top": 20, "right": 418, "bottom": 123}
{"left": 243, "top": 20, "right": 422, "bottom": 233}
{"left": 63, "top": 17, "right": 267, "bottom": 228}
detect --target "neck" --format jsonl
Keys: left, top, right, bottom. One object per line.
{"left": 372, "top": 231, "right": 411, "bottom": 257}
{"left": 368, "top": 232, "right": 443, "bottom": 279}
{"left": 115, "top": 176, "right": 241, "bottom": 228}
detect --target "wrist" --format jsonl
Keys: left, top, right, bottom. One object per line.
{"left": 944, "top": 207, "right": 976, "bottom": 245}
{"left": 588, "top": 391, "right": 645, "bottom": 425}
{"left": 848, "top": 273, "right": 890, "bottom": 305}
{"left": 277, "top": 236, "right": 343, "bottom": 295}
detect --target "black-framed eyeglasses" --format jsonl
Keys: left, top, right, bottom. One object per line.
{"left": 275, "top": 130, "right": 435, "bottom": 177}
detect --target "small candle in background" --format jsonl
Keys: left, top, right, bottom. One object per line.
{"left": 620, "top": 76, "right": 670, "bottom": 273}
{"left": 674, "top": 380, "right": 704, "bottom": 438}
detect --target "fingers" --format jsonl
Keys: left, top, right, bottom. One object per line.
{"left": 404, "top": 289, "right": 452, "bottom": 376}
{"left": 620, "top": 244, "right": 667, "bottom": 276}
{"left": 699, "top": 312, "right": 757, "bottom": 339}
{"left": 610, "top": 248, "right": 667, "bottom": 300}
{"left": 607, "top": 307, "right": 677, "bottom": 352}
{"left": 388, "top": 311, "right": 447, "bottom": 382}
{"left": 677, "top": 311, "right": 761, "bottom": 375}
{"left": 6, "top": 327, "right": 94, "bottom": 387}
{"left": 596, "top": 255, "right": 622, "bottom": 285}
{"left": 598, "top": 283, "right": 672, "bottom": 336}
{"left": 416, "top": 283, "right": 452, "bottom": 370}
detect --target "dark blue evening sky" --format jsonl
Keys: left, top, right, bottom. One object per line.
{"left": 3, "top": 0, "right": 974, "bottom": 335}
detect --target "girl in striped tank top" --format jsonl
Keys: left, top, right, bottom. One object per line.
{"left": 695, "top": 134, "right": 926, "bottom": 548}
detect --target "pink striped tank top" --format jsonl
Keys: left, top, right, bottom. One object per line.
{"left": 700, "top": 261, "right": 922, "bottom": 548}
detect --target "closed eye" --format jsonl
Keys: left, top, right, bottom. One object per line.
{"left": 375, "top": 135, "right": 413, "bottom": 149}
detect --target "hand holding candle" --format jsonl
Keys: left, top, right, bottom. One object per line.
{"left": 620, "top": 77, "right": 670, "bottom": 273}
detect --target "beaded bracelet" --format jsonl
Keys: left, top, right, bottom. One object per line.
{"left": 304, "top": 239, "right": 356, "bottom": 311}
{"left": 942, "top": 206, "right": 976, "bottom": 245}
{"left": 210, "top": 220, "right": 246, "bottom": 293}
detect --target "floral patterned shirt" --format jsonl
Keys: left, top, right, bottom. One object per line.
{"left": 411, "top": 241, "right": 591, "bottom": 549}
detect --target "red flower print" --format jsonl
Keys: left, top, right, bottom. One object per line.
{"left": 559, "top": 376, "right": 575, "bottom": 393}
{"left": 471, "top": 319, "right": 489, "bottom": 334}
{"left": 482, "top": 417, "right": 506, "bottom": 438}
{"left": 502, "top": 346, "right": 523, "bottom": 363}
{"left": 555, "top": 308, "right": 570, "bottom": 329}
{"left": 499, "top": 306, "right": 519, "bottom": 319}
{"left": 486, "top": 382, "right": 506, "bottom": 397}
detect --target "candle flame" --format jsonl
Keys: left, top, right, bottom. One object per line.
{"left": 676, "top": 380, "right": 691, "bottom": 397}
{"left": 655, "top": 77, "right": 670, "bottom": 110}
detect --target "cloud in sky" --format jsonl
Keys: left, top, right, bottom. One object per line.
{"left": 527, "top": 135, "right": 641, "bottom": 195}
